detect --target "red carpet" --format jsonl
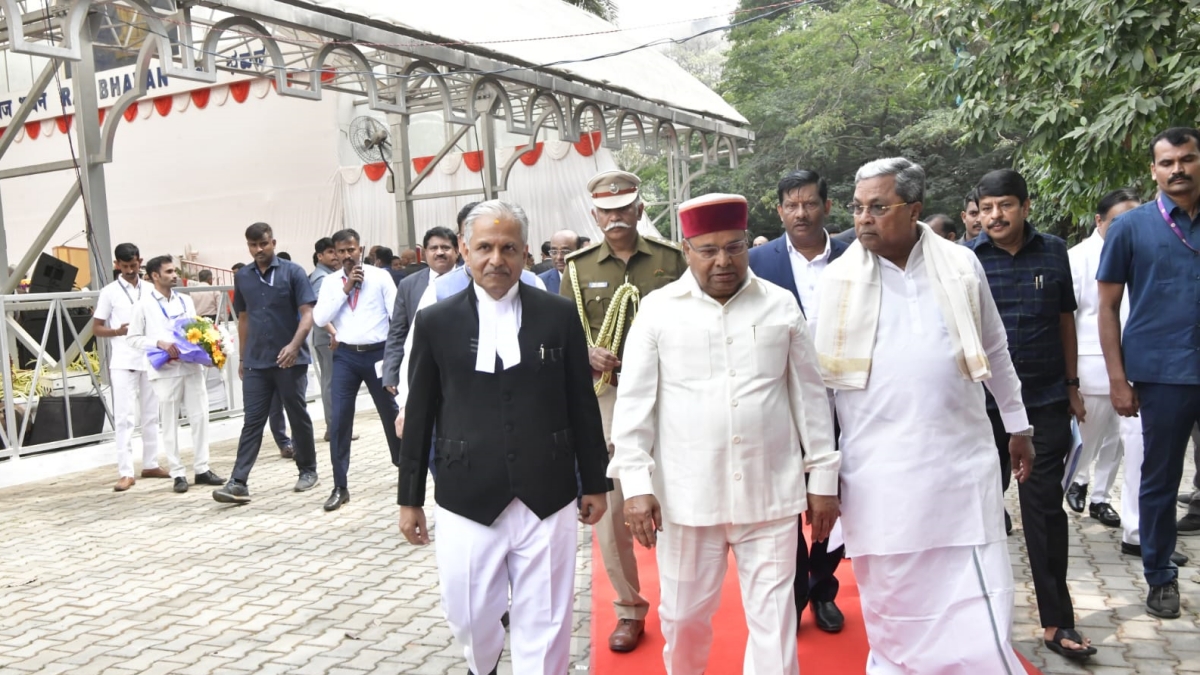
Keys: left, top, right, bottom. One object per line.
{"left": 590, "top": 531, "right": 1042, "bottom": 674}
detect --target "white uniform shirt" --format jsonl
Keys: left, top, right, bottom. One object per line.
{"left": 94, "top": 276, "right": 149, "bottom": 371}
{"left": 787, "top": 232, "right": 832, "bottom": 328}
{"left": 313, "top": 264, "right": 396, "bottom": 345}
{"left": 832, "top": 246, "right": 1028, "bottom": 557}
{"left": 127, "top": 288, "right": 200, "bottom": 381}
{"left": 608, "top": 269, "right": 840, "bottom": 528}
{"left": 1068, "top": 230, "right": 1111, "bottom": 395}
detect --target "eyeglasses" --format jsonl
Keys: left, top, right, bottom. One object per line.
{"left": 425, "top": 244, "right": 454, "bottom": 253}
{"left": 846, "top": 202, "right": 914, "bottom": 217}
{"left": 549, "top": 248, "right": 576, "bottom": 257}
{"left": 686, "top": 239, "right": 750, "bottom": 260}
{"left": 781, "top": 200, "right": 824, "bottom": 214}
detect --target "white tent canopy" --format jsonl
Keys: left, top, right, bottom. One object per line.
{"left": 287, "top": 0, "right": 747, "bottom": 124}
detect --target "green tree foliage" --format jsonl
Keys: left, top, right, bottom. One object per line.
{"left": 903, "top": 0, "right": 1200, "bottom": 236}
{"left": 661, "top": 0, "right": 1006, "bottom": 239}
{"left": 563, "top": 0, "right": 617, "bottom": 22}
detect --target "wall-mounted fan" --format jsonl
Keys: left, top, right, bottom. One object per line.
{"left": 349, "top": 116, "right": 393, "bottom": 164}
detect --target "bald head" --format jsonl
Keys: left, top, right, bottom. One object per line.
{"left": 549, "top": 229, "right": 581, "bottom": 272}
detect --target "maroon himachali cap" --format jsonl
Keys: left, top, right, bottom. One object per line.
{"left": 678, "top": 194, "right": 749, "bottom": 239}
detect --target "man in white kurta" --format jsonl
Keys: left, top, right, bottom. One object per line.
{"left": 609, "top": 194, "right": 840, "bottom": 675}
{"left": 817, "top": 158, "right": 1033, "bottom": 673}
{"left": 1063, "top": 189, "right": 1141, "bottom": 526}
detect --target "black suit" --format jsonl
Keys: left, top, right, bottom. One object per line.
{"left": 398, "top": 283, "right": 610, "bottom": 525}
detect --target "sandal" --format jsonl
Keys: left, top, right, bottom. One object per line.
{"left": 1044, "top": 627, "right": 1096, "bottom": 661}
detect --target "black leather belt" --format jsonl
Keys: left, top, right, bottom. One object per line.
{"left": 340, "top": 341, "right": 385, "bottom": 353}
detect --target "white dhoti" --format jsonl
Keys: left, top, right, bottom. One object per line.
{"left": 150, "top": 371, "right": 210, "bottom": 479}
{"left": 112, "top": 368, "right": 161, "bottom": 477}
{"left": 853, "top": 540, "right": 1024, "bottom": 675}
{"left": 1073, "top": 393, "right": 1123, "bottom": 504}
{"left": 435, "top": 499, "right": 576, "bottom": 675}
{"left": 656, "top": 516, "right": 799, "bottom": 675}
{"left": 1120, "top": 415, "right": 1144, "bottom": 546}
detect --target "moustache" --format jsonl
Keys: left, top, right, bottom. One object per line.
{"left": 604, "top": 222, "right": 632, "bottom": 232}
{"left": 1169, "top": 174, "right": 1191, "bottom": 183}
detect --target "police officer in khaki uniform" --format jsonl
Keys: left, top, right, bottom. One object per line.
{"left": 562, "top": 170, "right": 687, "bottom": 652}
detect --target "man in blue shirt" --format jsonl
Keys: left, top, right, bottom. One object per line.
{"left": 214, "top": 223, "right": 320, "bottom": 504}
{"left": 968, "top": 169, "right": 1095, "bottom": 661}
{"left": 1097, "top": 126, "right": 1200, "bottom": 619}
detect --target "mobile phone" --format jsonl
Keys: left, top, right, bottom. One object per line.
{"left": 354, "top": 246, "right": 364, "bottom": 289}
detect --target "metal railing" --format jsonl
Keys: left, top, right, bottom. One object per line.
{"left": 0, "top": 285, "right": 242, "bottom": 461}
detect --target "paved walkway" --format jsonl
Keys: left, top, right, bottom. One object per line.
{"left": 0, "top": 410, "right": 1196, "bottom": 674}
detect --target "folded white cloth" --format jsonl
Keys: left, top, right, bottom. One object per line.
{"left": 815, "top": 222, "right": 990, "bottom": 389}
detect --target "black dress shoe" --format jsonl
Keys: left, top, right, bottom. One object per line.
{"left": 1088, "top": 502, "right": 1120, "bottom": 528}
{"left": 1065, "top": 483, "right": 1087, "bottom": 513}
{"left": 194, "top": 470, "right": 225, "bottom": 486}
{"left": 1004, "top": 510, "right": 1012, "bottom": 536}
{"left": 1119, "top": 542, "right": 1188, "bottom": 566}
{"left": 173, "top": 477, "right": 189, "bottom": 493}
{"left": 466, "top": 668, "right": 498, "bottom": 675}
{"left": 323, "top": 487, "right": 350, "bottom": 512}
{"left": 1180, "top": 491, "right": 1198, "bottom": 506}
{"left": 810, "top": 600, "right": 844, "bottom": 633}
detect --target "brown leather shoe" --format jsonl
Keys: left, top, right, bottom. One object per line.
{"left": 140, "top": 467, "right": 170, "bottom": 479}
{"left": 608, "top": 619, "right": 644, "bottom": 652}
{"left": 114, "top": 477, "right": 135, "bottom": 492}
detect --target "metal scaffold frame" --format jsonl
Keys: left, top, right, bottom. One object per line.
{"left": 0, "top": 0, "right": 753, "bottom": 292}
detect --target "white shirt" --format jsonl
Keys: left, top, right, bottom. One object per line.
{"left": 786, "top": 232, "right": 832, "bottom": 328}
{"left": 1069, "top": 230, "right": 1112, "bottom": 395}
{"left": 126, "top": 288, "right": 200, "bottom": 380}
{"left": 94, "top": 276, "right": 148, "bottom": 371}
{"left": 832, "top": 246, "right": 1027, "bottom": 557}
{"left": 313, "top": 264, "right": 396, "bottom": 345}
{"left": 1069, "top": 230, "right": 1105, "bottom": 358}
{"left": 608, "top": 269, "right": 840, "bottom": 528}
{"left": 473, "top": 282, "right": 523, "bottom": 373}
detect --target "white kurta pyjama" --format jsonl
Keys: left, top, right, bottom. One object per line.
{"left": 1069, "top": 230, "right": 1123, "bottom": 503}
{"left": 832, "top": 247, "right": 1028, "bottom": 674}
{"left": 609, "top": 271, "right": 840, "bottom": 675}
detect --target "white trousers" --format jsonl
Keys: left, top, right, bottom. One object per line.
{"left": 151, "top": 372, "right": 210, "bottom": 479}
{"left": 112, "top": 368, "right": 161, "bottom": 478}
{"left": 1073, "top": 393, "right": 1123, "bottom": 504}
{"left": 435, "top": 500, "right": 576, "bottom": 675}
{"left": 657, "top": 516, "right": 799, "bottom": 675}
{"left": 854, "top": 541, "right": 1024, "bottom": 675}
{"left": 1121, "top": 415, "right": 1144, "bottom": 546}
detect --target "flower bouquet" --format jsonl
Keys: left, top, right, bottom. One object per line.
{"left": 147, "top": 316, "right": 228, "bottom": 370}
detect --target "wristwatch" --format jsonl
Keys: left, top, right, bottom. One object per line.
{"left": 1065, "top": 378, "right": 1080, "bottom": 387}
{"left": 1012, "top": 426, "right": 1035, "bottom": 437}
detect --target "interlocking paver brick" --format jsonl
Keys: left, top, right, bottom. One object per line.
{"left": 3, "top": 408, "right": 1198, "bottom": 674}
